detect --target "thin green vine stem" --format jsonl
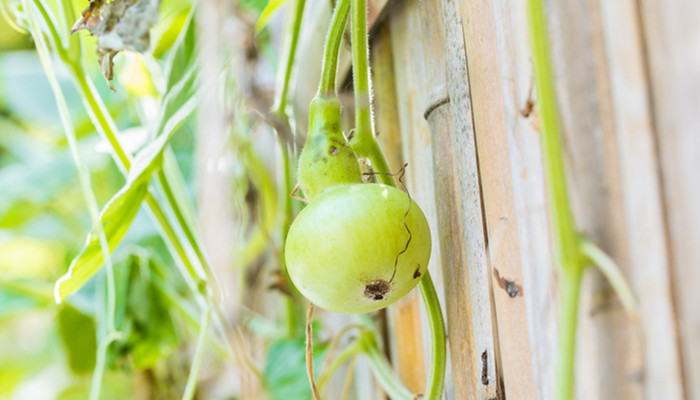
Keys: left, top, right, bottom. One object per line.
{"left": 526, "top": 0, "right": 579, "bottom": 265}
{"left": 90, "top": 331, "right": 124, "bottom": 400}
{"left": 317, "top": 340, "right": 363, "bottom": 391}
{"left": 348, "top": 0, "right": 391, "bottom": 185}
{"left": 526, "top": 1, "right": 584, "bottom": 399}
{"left": 273, "top": 0, "right": 307, "bottom": 115}
{"left": 363, "top": 336, "right": 413, "bottom": 400}
{"left": 24, "top": 4, "right": 121, "bottom": 399}
{"left": 417, "top": 272, "right": 446, "bottom": 400}
{"left": 346, "top": 0, "right": 446, "bottom": 397}
{"left": 182, "top": 307, "right": 211, "bottom": 400}
{"left": 580, "top": 238, "right": 639, "bottom": 318}
{"left": 267, "top": 0, "right": 308, "bottom": 336}
{"left": 318, "top": 0, "right": 350, "bottom": 96}
{"left": 155, "top": 170, "right": 218, "bottom": 297}
{"left": 557, "top": 267, "right": 583, "bottom": 400}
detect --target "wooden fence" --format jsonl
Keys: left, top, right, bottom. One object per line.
{"left": 284, "top": 0, "right": 700, "bottom": 398}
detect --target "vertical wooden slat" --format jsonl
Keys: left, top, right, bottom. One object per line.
{"left": 436, "top": 0, "right": 500, "bottom": 398}
{"left": 488, "top": 1, "right": 560, "bottom": 397}
{"left": 597, "top": 1, "right": 686, "bottom": 399}
{"left": 638, "top": 1, "right": 700, "bottom": 398}
{"left": 446, "top": 0, "right": 542, "bottom": 397}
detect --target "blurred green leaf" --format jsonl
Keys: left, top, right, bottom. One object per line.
{"left": 54, "top": 8, "right": 199, "bottom": 302}
{"left": 57, "top": 304, "right": 97, "bottom": 374}
{"left": 163, "top": 11, "right": 195, "bottom": 88}
{"left": 56, "top": 371, "right": 134, "bottom": 400}
{"left": 0, "top": 237, "right": 66, "bottom": 278}
{"left": 110, "top": 254, "right": 178, "bottom": 369}
{"left": 264, "top": 335, "right": 326, "bottom": 400}
{"left": 54, "top": 175, "right": 149, "bottom": 302}
{"left": 255, "top": 0, "right": 290, "bottom": 33}
{"left": 0, "top": 359, "right": 35, "bottom": 396}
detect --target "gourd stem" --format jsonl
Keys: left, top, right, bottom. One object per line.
{"left": 318, "top": 0, "right": 351, "bottom": 96}
{"left": 348, "top": 1, "right": 446, "bottom": 397}
{"left": 417, "top": 272, "right": 447, "bottom": 400}
{"left": 349, "top": 0, "right": 392, "bottom": 186}
{"left": 350, "top": 0, "right": 372, "bottom": 142}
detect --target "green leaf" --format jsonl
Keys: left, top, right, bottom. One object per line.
{"left": 56, "top": 371, "right": 133, "bottom": 400}
{"left": 53, "top": 176, "right": 150, "bottom": 302}
{"left": 264, "top": 336, "right": 326, "bottom": 400}
{"left": 53, "top": 10, "right": 200, "bottom": 302}
{"left": 110, "top": 255, "right": 178, "bottom": 369}
{"left": 0, "top": 360, "right": 35, "bottom": 396}
{"left": 57, "top": 304, "right": 97, "bottom": 374}
{"left": 163, "top": 11, "right": 196, "bottom": 93}
{"left": 255, "top": 0, "right": 290, "bottom": 33}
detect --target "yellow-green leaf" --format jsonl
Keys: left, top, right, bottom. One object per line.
{"left": 255, "top": 0, "right": 290, "bottom": 33}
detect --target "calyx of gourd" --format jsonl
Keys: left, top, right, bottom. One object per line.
{"left": 297, "top": 95, "right": 362, "bottom": 200}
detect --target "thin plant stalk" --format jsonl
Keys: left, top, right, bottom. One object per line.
{"left": 317, "top": 341, "right": 362, "bottom": 390}
{"left": 90, "top": 331, "right": 124, "bottom": 400}
{"left": 526, "top": 0, "right": 637, "bottom": 398}
{"left": 23, "top": 3, "right": 120, "bottom": 398}
{"left": 348, "top": 0, "right": 446, "bottom": 398}
{"left": 182, "top": 307, "right": 211, "bottom": 400}
{"left": 270, "top": 0, "right": 307, "bottom": 337}
{"left": 526, "top": 0, "right": 585, "bottom": 397}
{"left": 362, "top": 335, "right": 413, "bottom": 400}
{"left": 317, "top": 0, "right": 351, "bottom": 96}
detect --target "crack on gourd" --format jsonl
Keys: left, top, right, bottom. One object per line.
{"left": 364, "top": 279, "right": 390, "bottom": 301}
{"left": 363, "top": 163, "right": 413, "bottom": 284}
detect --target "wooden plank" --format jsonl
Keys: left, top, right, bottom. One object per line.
{"left": 638, "top": 0, "right": 700, "bottom": 398}
{"left": 372, "top": 22, "right": 427, "bottom": 395}
{"left": 597, "top": 0, "right": 686, "bottom": 398}
{"left": 486, "top": 1, "right": 559, "bottom": 397}
{"left": 444, "top": 0, "right": 542, "bottom": 398}
{"left": 433, "top": 0, "right": 501, "bottom": 398}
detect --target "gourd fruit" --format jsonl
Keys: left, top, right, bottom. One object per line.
{"left": 285, "top": 94, "right": 432, "bottom": 314}
{"left": 285, "top": 183, "right": 431, "bottom": 314}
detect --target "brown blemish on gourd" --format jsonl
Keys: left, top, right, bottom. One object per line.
{"left": 364, "top": 279, "right": 390, "bottom": 301}
{"left": 329, "top": 146, "right": 339, "bottom": 155}
{"left": 413, "top": 265, "right": 422, "bottom": 279}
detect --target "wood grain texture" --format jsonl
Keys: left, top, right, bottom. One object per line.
{"left": 437, "top": 0, "right": 500, "bottom": 398}
{"left": 638, "top": 0, "right": 700, "bottom": 398}
{"left": 598, "top": 1, "right": 686, "bottom": 398}
{"left": 485, "top": 1, "right": 562, "bottom": 397}
{"left": 446, "top": 0, "right": 542, "bottom": 398}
